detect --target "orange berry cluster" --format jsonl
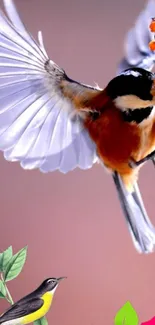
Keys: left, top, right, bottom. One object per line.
{"left": 149, "top": 18, "right": 155, "bottom": 51}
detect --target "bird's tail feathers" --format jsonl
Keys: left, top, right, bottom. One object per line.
{"left": 113, "top": 171, "right": 155, "bottom": 253}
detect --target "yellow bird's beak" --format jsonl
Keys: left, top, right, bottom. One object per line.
{"left": 57, "top": 277, "right": 67, "bottom": 282}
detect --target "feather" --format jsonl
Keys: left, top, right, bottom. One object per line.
{"left": 113, "top": 172, "right": 155, "bottom": 253}
{"left": 0, "top": 0, "right": 100, "bottom": 173}
{"left": 0, "top": 299, "right": 43, "bottom": 323}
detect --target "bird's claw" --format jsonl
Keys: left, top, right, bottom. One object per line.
{"left": 128, "top": 159, "right": 137, "bottom": 169}
{"left": 129, "top": 150, "right": 155, "bottom": 169}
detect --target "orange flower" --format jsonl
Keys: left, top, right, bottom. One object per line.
{"left": 149, "top": 40, "right": 155, "bottom": 51}
{"left": 149, "top": 18, "right": 155, "bottom": 32}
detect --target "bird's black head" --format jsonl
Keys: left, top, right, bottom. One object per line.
{"left": 38, "top": 277, "right": 66, "bottom": 294}
{"left": 106, "top": 67, "right": 155, "bottom": 110}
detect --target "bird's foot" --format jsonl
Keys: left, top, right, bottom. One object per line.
{"left": 129, "top": 150, "right": 155, "bottom": 169}
{"left": 128, "top": 158, "right": 138, "bottom": 169}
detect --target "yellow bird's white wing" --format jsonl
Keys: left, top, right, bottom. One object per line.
{"left": 0, "top": 0, "right": 101, "bottom": 173}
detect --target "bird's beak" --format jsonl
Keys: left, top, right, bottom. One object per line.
{"left": 57, "top": 277, "right": 67, "bottom": 282}
{"left": 150, "top": 79, "right": 155, "bottom": 97}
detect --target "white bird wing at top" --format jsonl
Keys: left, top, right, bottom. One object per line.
{"left": 0, "top": 0, "right": 101, "bottom": 173}
{"left": 118, "top": 0, "right": 155, "bottom": 74}
{"left": 0, "top": 0, "right": 154, "bottom": 174}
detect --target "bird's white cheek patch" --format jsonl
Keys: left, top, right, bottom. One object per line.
{"left": 114, "top": 95, "right": 153, "bottom": 110}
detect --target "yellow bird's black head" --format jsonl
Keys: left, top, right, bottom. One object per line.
{"left": 106, "top": 67, "right": 155, "bottom": 123}
{"left": 36, "top": 277, "right": 66, "bottom": 295}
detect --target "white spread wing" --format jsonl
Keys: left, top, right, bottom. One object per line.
{"left": 0, "top": 0, "right": 100, "bottom": 173}
{"left": 118, "top": 0, "right": 155, "bottom": 74}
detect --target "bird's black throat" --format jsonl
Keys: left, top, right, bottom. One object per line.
{"left": 122, "top": 106, "right": 153, "bottom": 124}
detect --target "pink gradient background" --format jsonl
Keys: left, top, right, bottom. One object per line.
{"left": 0, "top": 0, "right": 155, "bottom": 324}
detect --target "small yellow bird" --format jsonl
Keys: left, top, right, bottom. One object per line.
{"left": 0, "top": 277, "right": 66, "bottom": 325}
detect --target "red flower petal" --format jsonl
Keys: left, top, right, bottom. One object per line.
{"left": 141, "top": 317, "right": 155, "bottom": 325}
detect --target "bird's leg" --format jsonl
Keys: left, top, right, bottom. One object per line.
{"left": 128, "top": 150, "right": 155, "bottom": 169}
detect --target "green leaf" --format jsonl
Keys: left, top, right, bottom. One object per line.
{"left": 0, "top": 280, "right": 6, "bottom": 298}
{"left": 0, "top": 246, "right": 13, "bottom": 272}
{"left": 114, "top": 301, "right": 138, "bottom": 325}
{"left": 34, "top": 317, "right": 48, "bottom": 325}
{"left": 0, "top": 292, "right": 6, "bottom": 299}
{"left": 4, "top": 246, "right": 27, "bottom": 282}
{"left": 0, "top": 253, "right": 2, "bottom": 268}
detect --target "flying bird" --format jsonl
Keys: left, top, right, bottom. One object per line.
{"left": 0, "top": 0, "right": 155, "bottom": 253}
{"left": 0, "top": 277, "right": 66, "bottom": 325}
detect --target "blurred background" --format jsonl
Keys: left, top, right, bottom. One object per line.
{"left": 0, "top": 0, "right": 154, "bottom": 324}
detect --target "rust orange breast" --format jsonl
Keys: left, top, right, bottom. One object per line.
{"left": 84, "top": 103, "right": 141, "bottom": 174}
